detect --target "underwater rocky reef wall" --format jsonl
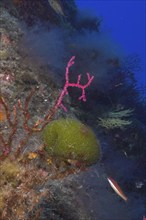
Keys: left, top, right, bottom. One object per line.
{"left": 0, "top": 1, "right": 146, "bottom": 220}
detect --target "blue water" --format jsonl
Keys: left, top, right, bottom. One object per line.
{"left": 76, "top": 0, "right": 146, "bottom": 92}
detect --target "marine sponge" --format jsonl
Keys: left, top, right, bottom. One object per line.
{"left": 43, "top": 118, "right": 100, "bottom": 164}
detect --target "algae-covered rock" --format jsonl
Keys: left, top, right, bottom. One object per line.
{"left": 0, "top": 159, "right": 21, "bottom": 187}
{"left": 43, "top": 118, "right": 100, "bottom": 164}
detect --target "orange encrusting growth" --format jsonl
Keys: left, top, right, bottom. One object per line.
{"left": 0, "top": 105, "right": 6, "bottom": 122}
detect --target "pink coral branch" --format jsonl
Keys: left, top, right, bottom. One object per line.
{"left": 55, "top": 56, "right": 94, "bottom": 111}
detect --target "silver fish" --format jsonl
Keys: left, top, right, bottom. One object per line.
{"left": 48, "top": 0, "right": 65, "bottom": 16}
{"left": 107, "top": 176, "right": 128, "bottom": 202}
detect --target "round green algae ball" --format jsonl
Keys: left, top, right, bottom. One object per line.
{"left": 43, "top": 118, "right": 100, "bottom": 164}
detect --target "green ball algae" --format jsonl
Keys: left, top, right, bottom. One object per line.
{"left": 43, "top": 118, "right": 100, "bottom": 164}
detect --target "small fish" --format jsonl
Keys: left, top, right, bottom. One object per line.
{"left": 107, "top": 176, "right": 128, "bottom": 202}
{"left": 122, "top": 150, "right": 128, "bottom": 157}
{"left": 115, "top": 83, "right": 123, "bottom": 87}
{"left": 48, "top": 0, "right": 65, "bottom": 16}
